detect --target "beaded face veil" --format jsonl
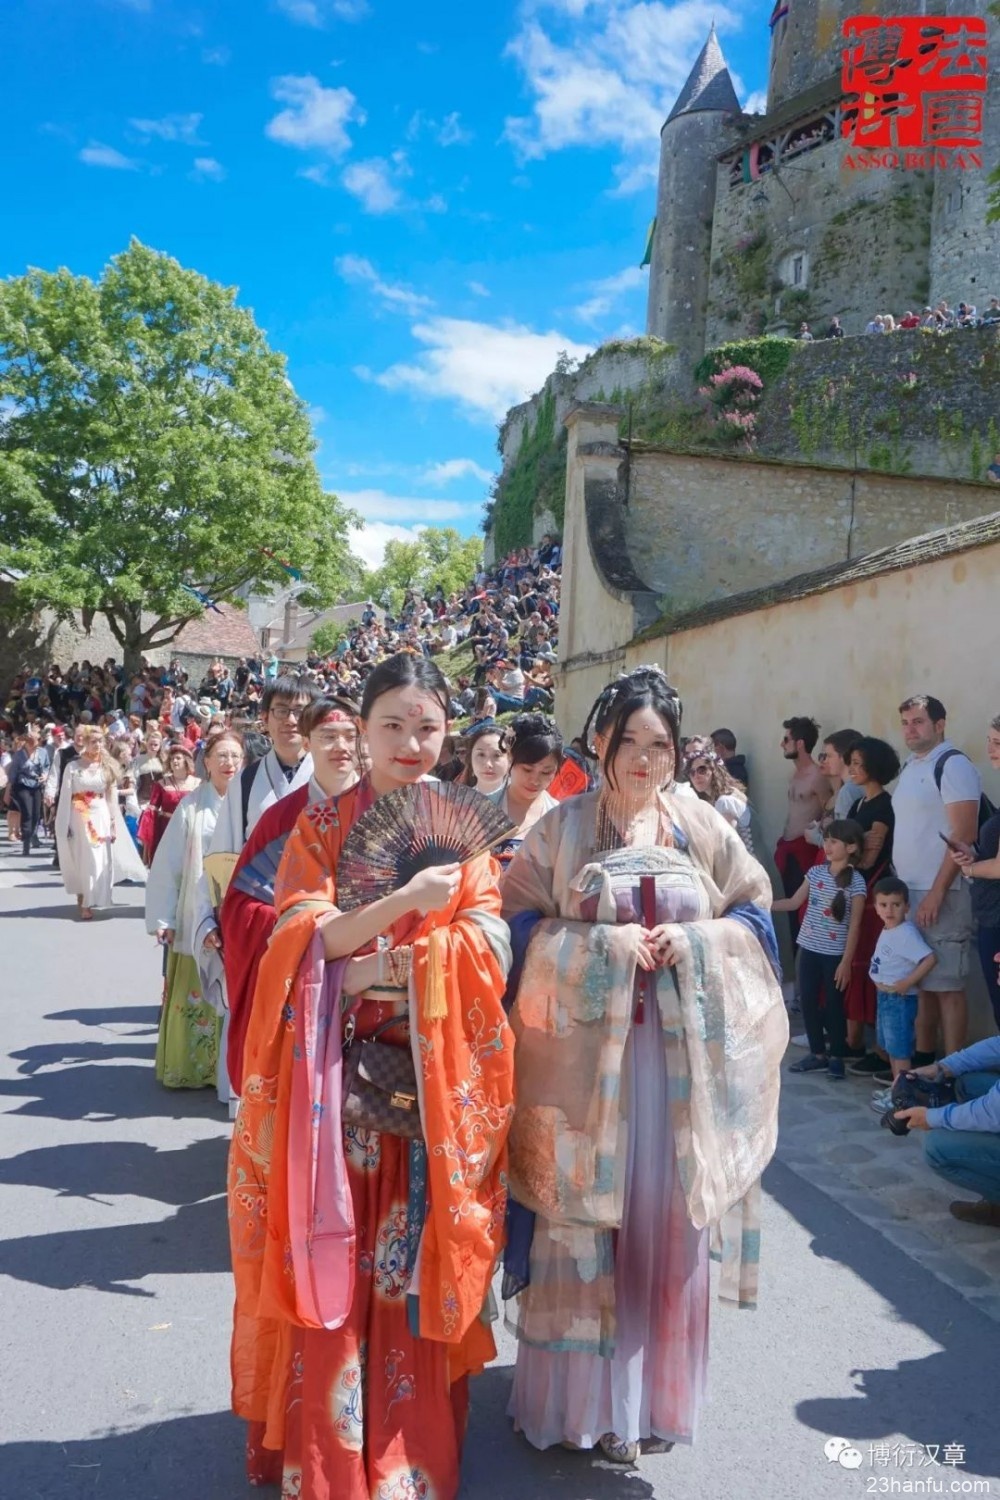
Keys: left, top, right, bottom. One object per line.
{"left": 584, "top": 666, "right": 683, "bottom": 853}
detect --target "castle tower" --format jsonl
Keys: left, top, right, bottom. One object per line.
{"left": 768, "top": 0, "right": 883, "bottom": 114}
{"left": 645, "top": 25, "right": 741, "bottom": 371}
{"left": 928, "top": 0, "right": 1000, "bottom": 311}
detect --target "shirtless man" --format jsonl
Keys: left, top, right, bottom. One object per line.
{"left": 775, "top": 716, "right": 832, "bottom": 940}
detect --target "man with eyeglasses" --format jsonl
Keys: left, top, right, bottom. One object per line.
{"left": 207, "top": 672, "right": 320, "bottom": 858}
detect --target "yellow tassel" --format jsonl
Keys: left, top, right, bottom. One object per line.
{"left": 424, "top": 928, "right": 448, "bottom": 1021}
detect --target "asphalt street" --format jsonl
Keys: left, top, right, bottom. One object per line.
{"left": 0, "top": 840, "right": 995, "bottom": 1500}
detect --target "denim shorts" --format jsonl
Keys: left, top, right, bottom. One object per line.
{"left": 876, "top": 992, "right": 918, "bottom": 1059}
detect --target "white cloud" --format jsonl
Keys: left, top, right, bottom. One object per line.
{"left": 504, "top": 1, "right": 744, "bottom": 192}
{"left": 335, "top": 254, "right": 433, "bottom": 315}
{"left": 349, "top": 520, "right": 425, "bottom": 572}
{"left": 277, "top": 0, "right": 370, "bottom": 23}
{"left": 202, "top": 46, "right": 231, "bottom": 64}
{"left": 467, "top": 280, "right": 490, "bottom": 298}
{"left": 191, "top": 156, "right": 226, "bottom": 181}
{"left": 129, "top": 112, "right": 204, "bottom": 144}
{"left": 266, "top": 75, "right": 363, "bottom": 156}
{"left": 743, "top": 87, "right": 767, "bottom": 114}
{"left": 299, "top": 163, "right": 330, "bottom": 184}
{"left": 339, "top": 490, "right": 474, "bottom": 523}
{"left": 573, "top": 264, "right": 645, "bottom": 322}
{"left": 342, "top": 157, "right": 401, "bottom": 214}
{"left": 79, "top": 141, "right": 140, "bottom": 170}
{"left": 364, "top": 316, "right": 593, "bottom": 421}
{"left": 438, "top": 111, "right": 473, "bottom": 146}
{"left": 421, "top": 458, "right": 493, "bottom": 486}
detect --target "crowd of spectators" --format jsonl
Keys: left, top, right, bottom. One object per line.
{"left": 796, "top": 297, "right": 1000, "bottom": 342}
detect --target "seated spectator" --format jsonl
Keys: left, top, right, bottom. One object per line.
{"left": 900, "top": 1037, "right": 1000, "bottom": 1227}
{"left": 957, "top": 301, "right": 977, "bottom": 328}
{"left": 981, "top": 296, "right": 1000, "bottom": 325}
{"left": 920, "top": 307, "right": 937, "bottom": 329}
{"left": 899, "top": 310, "right": 920, "bottom": 329}
{"left": 865, "top": 315, "right": 884, "bottom": 334}
{"left": 797, "top": 322, "right": 814, "bottom": 341}
{"left": 882, "top": 313, "right": 896, "bottom": 332}
{"left": 986, "top": 451, "right": 1000, "bottom": 483}
{"left": 826, "top": 316, "right": 844, "bottom": 339}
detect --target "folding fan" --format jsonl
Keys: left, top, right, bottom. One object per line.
{"left": 336, "top": 782, "right": 515, "bottom": 911}
{"left": 230, "top": 834, "right": 291, "bottom": 907}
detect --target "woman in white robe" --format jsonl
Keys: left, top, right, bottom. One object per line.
{"left": 55, "top": 728, "right": 117, "bottom": 919}
{"left": 145, "top": 730, "right": 243, "bottom": 1090}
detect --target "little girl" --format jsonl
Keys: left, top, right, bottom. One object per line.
{"left": 773, "top": 819, "right": 867, "bottom": 1079}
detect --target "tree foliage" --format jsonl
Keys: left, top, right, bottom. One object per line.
{"left": 367, "top": 527, "right": 482, "bottom": 613}
{"left": 0, "top": 239, "right": 358, "bottom": 670}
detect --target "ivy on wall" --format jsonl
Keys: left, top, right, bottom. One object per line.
{"left": 489, "top": 388, "right": 567, "bottom": 555}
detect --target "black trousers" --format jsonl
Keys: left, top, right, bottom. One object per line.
{"left": 11, "top": 784, "right": 43, "bottom": 854}
{"left": 799, "top": 946, "right": 846, "bottom": 1060}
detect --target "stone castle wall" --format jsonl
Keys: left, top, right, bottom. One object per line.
{"left": 625, "top": 447, "right": 997, "bottom": 613}
{"left": 705, "top": 152, "right": 935, "bottom": 346}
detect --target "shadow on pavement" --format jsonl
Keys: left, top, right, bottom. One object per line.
{"left": 0, "top": 1400, "right": 660, "bottom": 1500}
{"left": 0, "top": 1193, "right": 230, "bottom": 1293}
{"left": 46, "top": 1006, "right": 160, "bottom": 1030}
{"left": 766, "top": 1158, "right": 997, "bottom": 1478}
{"left": 0, "top": 1135, "right": 229, "bottom": 1205}
{"left": 0, "top": 1063, "right": 227, "bottom": 1122}
{"left": 0, "top": 1410, "right": 246, "bottom": 1500}
{"left": 10, "top": 1039, "right": 156, "bottom": 1074}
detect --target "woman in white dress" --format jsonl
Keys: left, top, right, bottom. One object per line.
{"left": 145, "top": 729, "right": 244, "bottom": 1091}
{"left": 55, "top": 727, "right": 117, "bottom": 920}
{"left": 685, "top": 749, "right": 755, "bottom": 854}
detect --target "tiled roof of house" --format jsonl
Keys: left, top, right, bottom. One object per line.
{"left": 638, "top": 508, "right": 1000, "bottom": 639}
{"left": 172, "top": 601, "right": 260, "bottom": 658}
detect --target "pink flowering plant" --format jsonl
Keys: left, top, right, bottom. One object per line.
{"left": 697, "top": 363, "right": 764, "bottom": 448}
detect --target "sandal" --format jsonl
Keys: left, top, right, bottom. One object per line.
{"left": 599, "top": 1433, "right": 639, "bottom": 1465}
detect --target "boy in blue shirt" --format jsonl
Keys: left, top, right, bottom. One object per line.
{"left": 868, "top": 877, "right": 937, "bottom": 1113}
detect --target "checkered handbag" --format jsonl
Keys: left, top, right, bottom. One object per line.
{"left": 341, "top": 1013, "right": 423, "bottom": 1140}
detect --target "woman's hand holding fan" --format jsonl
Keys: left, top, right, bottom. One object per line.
{"left": 403, "top": 862, "right": 462, "bottom": 915}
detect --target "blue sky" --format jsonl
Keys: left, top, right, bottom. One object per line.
{"left": 4, "top": 0, "right": 771, "bottom": 568}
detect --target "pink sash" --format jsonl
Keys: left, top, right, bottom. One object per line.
{"left": 287, "top": 937, "right": 356, "bottom": 1329}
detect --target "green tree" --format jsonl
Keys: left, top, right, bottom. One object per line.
{"left": 368, "top": 527, "right": 482, "bottom": 613}
{"left": 0, "top": 240, "right": 359, "bottom": 673}
{"left": 310, "top": 619, "right": 357, "bottom": 658}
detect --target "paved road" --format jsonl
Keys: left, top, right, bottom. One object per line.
{"left": 0, "top": 842, "right": 996, "bottom": 1500}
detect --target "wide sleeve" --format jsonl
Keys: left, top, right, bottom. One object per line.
{"left": 409, "top": 851, "right": 515, "bottom": 1367}
{"left": 145, "top": 800, "right": 189, "bottom": 934}
{"left": 54, "top": 763, "right": 75, "bottom": 846}
{"left": 206, "top": 772, "right": 243, "bottom": 858}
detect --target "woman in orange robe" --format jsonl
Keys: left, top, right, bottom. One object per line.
{"left": 228, "top": 653, "right": 515, "bottom": 1499}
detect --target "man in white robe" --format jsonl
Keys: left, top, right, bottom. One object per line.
{"left": 196, "top": 674, "right": 319, "bottom": 1112}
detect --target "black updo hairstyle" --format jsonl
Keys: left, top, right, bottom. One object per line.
{"left": 582, "top": 666, "right": 682, "bottom": 792}
{"left": 359, "top": 653, "right": 451, "bottom": 721}
{"left": 501, "top": 712, "right": 564, "bottom": 768}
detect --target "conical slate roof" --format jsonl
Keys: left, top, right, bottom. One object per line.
{"left": 665, "top": 23, "right": 741, "bottom": 125}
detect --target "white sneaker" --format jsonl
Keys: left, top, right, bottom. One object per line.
{"left": 790, "top": 1033, "right": 810, "bottom": 1048}
{"left": 869, "top": 1087, "right": 895, "bottom": 1115}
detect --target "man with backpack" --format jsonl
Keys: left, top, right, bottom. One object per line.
{"left": 893, "top": 695, "right": 984, "bottom": 1060}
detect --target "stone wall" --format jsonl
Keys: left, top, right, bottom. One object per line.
{"left": 705, "top": 160, "right": 935, "bottom": 348}
{"left": 625, "top": 445, "right": 997, "bottom": 614}
{"left": 755, "top": 324, "right": 1000, "bottom": 478}
{"left": 929, "top": 1, "right": 1000, "bottom": 314}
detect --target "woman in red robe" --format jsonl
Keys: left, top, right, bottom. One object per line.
{"left": 227, "top": 655, "right": 515, "bottom": 1499}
